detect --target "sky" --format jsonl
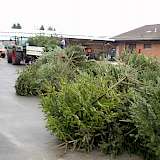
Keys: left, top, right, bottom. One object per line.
{"left": 1, "top": 0, "right": 160, "bottom": 37}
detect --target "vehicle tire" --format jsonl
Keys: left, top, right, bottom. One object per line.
{"left": 1, "top": 54, "right": 5, "bottom": 58}
{"left": 12, "top": 52, "right": 22, "bottom": 65}
{"left": 25, "top": 56, "right": 30, "bottom": 64}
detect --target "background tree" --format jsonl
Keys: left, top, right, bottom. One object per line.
{"left": 16, "top": 23, "right": 22, "bottom": 29}
{"left": 40, "top": 25, "right": 45, "bottom": 30}
{"left": 11, "top": 23, "right": 22, "bottom": 29}
{"left": 12, "top": 24, "right": 17, "bottom": 29}
{"left": 48, "top": 26, "right": 53, "bottom": 31}
{"left": 27, "top": 36, "right": 59, "bottom": 51}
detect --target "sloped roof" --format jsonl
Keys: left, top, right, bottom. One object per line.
{"left": 0, "top": 29, "right": 112, "bottom": 41}
{"left": 112, "top": 24, "right": 160, "bottom": 41}
{"left": 56, "top": 34, "right": 113, "bottom": 41}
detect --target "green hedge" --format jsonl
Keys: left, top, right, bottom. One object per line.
{"left": 27, "top": 36, "right": 59, "bottom": 51}
{"left": 41, "top": 66, "right": 137, "bottom": 153}
{"left": 15, "top": 46, "right": 86, "bottom": 96}
{"left": 41, "top": 53, "right": 160, "bottom": 159}
{"left": 16, "top": 48, "right": 160, "bottom": 159}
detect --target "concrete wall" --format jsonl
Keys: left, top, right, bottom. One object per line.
{"left": 116, "top": 41, "right": 160, "bottom": 57}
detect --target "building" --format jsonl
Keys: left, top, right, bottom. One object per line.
{"left": 63, "top": 34, "right": 113, "bottom": 55}
{"left": 0, "top": 29, "right": 114, "bottom": 58}
{"left": 112, "top": 24, "right": 160, "bottom": 57}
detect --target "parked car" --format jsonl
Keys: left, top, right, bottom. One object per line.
{"left": 0, "top": 44, "right": 7, "bottom": 58}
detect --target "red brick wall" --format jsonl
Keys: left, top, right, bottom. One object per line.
{"left": 116, "top": 41, "right": 160, "bottom": 57}
{"left": 140, "top": 43, "right": 160, "bottom": 57}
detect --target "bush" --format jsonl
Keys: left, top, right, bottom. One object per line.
{"left": 41, "top": 68, "right": 137, "bottom": 153}
{"left": 27, "top": 36, "right": 59, "bottom": 51}
{"left": 16, "top": 47, "right": 160, "bottom": 159}
{"left": 130, "top": 84, "right": 160, "bottom": 159}
{"left": 65, "top": 45, "right": 86, "bottom": 66}
{"left": 120, "top": 51, "right": 160, "bottom": 83}
{"left": 121, "top": 51, "right": 160, "bottom": 159}
{"left": 15, "top": 63, "right": 39, "bottom": 96}
{"left": 15, "top": 46, "right": 86, "bottom": 96}
{"left": 41, "top": 52, "right": 160, "bottom": 159}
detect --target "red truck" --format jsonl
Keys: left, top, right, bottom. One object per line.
{"left": 7, "top": 45, "right": 44, "bottom": 65}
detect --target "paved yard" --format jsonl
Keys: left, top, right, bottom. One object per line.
{"left": 0, "top": 58, "right": 143, "bottom": 160}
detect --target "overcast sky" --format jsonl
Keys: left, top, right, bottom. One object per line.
{"left": 1, "top": 0, "right": 160, "bottom": 37}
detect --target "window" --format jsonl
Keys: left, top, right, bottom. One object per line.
{"left": 128, "top": 44, "right": 136, "bottom": 50}
{"left": 144, "top": 44, "right": 151, "bottom": 49}
{"left": 126, "top": 44, "right": 136, "bottom": 53}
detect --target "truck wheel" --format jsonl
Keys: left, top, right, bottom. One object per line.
{"left": 12, "top": 52, "right": 22, "bottom": 65}
{"left": 1, "top": 54, "right": 5, "bottom": 58}
{"left": 25, "top": 56, "right": 30, "bottom": 64}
